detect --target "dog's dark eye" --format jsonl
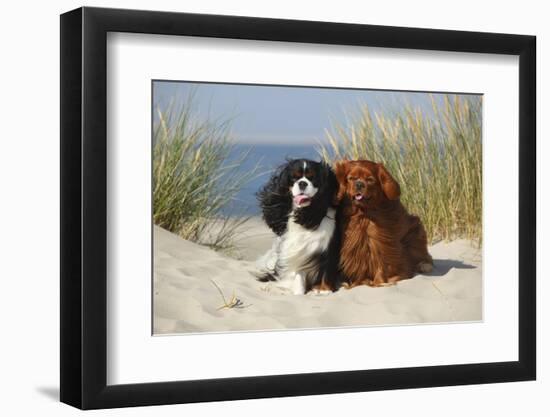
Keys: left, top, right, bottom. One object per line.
{"left": 366, "top": 177, "right": 376, "bottom": 184}
{"left": 347, "top": 176, "right": 356, "bottom": 181}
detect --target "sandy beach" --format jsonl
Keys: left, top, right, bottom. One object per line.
{"left": 153, "top": 219, "right": 482, "bottom": 334}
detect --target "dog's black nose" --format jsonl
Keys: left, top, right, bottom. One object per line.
{"left": 298, "top": 180, "right": 308, "bottom": 190}
{"left": 355, "top": 180, "right": 365, "bottom": 190}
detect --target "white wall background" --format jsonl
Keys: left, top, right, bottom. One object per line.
{"left": 0, "top": 0, "right": 545, "bottom": 415}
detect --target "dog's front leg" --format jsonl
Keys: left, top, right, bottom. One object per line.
{"left": 291, "top": 272, "right": 306, "bottom": 295}
{"left": 272, "top": 271, "right": 305, "bottom": 295}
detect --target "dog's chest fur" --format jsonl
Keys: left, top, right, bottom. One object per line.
{"left": 278, "top": 208, "right": 335, "bottom": 275}
{"left": 339, "top": 205, "right": 405, "bottom": 281}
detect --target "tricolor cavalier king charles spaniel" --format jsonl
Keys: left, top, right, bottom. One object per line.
{"left": 256, "top": 159, "right": 340, "bottom": 295}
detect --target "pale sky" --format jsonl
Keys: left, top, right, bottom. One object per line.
{"left": 153, "top": 81, "right": 481, "bottom": 145}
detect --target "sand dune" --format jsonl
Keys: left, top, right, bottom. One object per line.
{"left": 153, "top": 220, "right": 482, "bottom": 334}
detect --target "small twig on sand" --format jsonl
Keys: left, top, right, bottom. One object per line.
{"left": 210, "top": 279, "right": 251, "bottom": 310}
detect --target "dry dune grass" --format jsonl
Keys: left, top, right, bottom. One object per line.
{"left": 153, "top": 98, "right": 259, "bottom": 252}
{"left": 319, "top": 94, "right": 482, "bottom": 243}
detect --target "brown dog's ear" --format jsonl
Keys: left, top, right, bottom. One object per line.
{"left": 333, "top": 160, "right": 349, "bottom": 205}
{"left": 377, "top": 163, "right": 400, "bottom": 200}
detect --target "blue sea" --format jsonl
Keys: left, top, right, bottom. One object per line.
{"left": 225, "top": 143, "right": 323, "bottom": 215}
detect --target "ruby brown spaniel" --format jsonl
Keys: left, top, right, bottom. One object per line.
{"left": 334, "top": 160, "right": 433, "bottom": 287}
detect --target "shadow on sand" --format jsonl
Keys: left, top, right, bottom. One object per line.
{"left": 428, "top": 259, "right": 476, "bottom": 277}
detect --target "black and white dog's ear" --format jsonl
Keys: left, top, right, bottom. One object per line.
{"left": 322, "top": 160, "right": 338, "bottom": 189}
{"left": 256, "top": 163, "right": 292, "bottom": 236}
{"left": 319, "top": 160, "right": 338, "bottom": 204}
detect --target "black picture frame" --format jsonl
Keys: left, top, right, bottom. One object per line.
{"left": 60, "top": 6, "right": 536, "bottom": 410}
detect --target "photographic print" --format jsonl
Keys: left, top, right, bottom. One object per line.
{"left": 152, "top": 81, "right": 482, "bottom": 335}
{"left": 60, "top": 8, "right": 535, "bottom": 408}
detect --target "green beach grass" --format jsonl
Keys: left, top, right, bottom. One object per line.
{"left": 319, "top": 95, "right": 482, "bottom": 243}
{"left": 152, "top": 100, "right": 258, "bottom": 252}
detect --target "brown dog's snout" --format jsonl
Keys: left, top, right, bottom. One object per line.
{"left": 354, "top": 180, "right": 365, "bottom": 191}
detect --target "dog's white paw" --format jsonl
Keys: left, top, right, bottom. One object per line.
{"left": 291, "top": 273, "right": 306, "bottom": 295}
{"left": 310, "top": 288, "right": 332, "bottom": 296}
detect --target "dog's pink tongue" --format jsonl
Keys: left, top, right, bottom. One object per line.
{"left": 293, "top": 195, "right": 310, "bottom": 205}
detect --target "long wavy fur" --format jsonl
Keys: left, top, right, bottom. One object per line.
{"left": 256, "top": 161, "right": 293, "bottom": 236}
